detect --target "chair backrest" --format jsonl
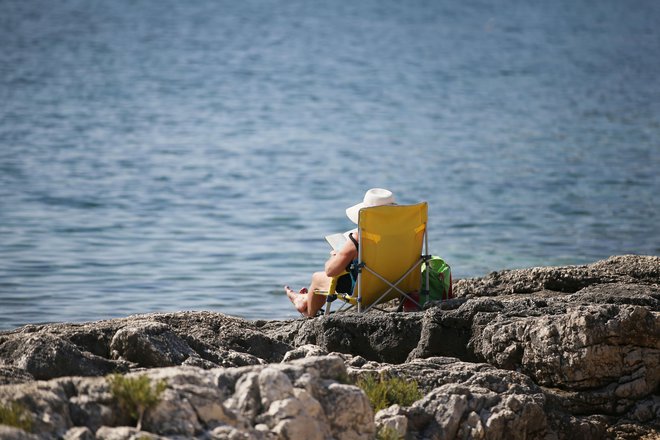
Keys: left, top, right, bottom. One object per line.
{"left": 355, "top": 202, "right": 428, "bottom": 310}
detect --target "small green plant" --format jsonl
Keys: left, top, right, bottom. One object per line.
{"left": 107, "top": 374, "right": 167, "bottom": 430}
{"left": 0, "top": 401, "right": 33, "bottom": 432}
{"left": 377, "top": 425, "right": 403, "bottom": 440}
{"left": 356, "top": 372, "right": 422, "bottom": 412}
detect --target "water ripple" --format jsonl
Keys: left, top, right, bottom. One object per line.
{"left": 0, "top": 0, "right": 658, "bottom": 329}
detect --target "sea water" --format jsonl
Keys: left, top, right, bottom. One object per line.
{"left": 1, "top": 0, "right": 659, "bottom": 329}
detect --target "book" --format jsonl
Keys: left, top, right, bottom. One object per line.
{"left": 324, "top": 229, "right": 356, "bottom": 251}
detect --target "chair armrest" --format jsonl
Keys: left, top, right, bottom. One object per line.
{"left": 313, "top": 270, "right": 348, "bottom": 296}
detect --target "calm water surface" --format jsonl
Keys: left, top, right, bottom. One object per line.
{"left": 1, "top": 0, "right": 659, "bottom": 330}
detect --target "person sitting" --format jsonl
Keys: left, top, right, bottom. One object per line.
{"left": 285, "top": 188, "right": 396, "bottom": 317}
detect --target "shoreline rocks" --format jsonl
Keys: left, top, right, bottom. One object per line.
{"left": 0, "top": 255, "right": 658, "bottom": 439}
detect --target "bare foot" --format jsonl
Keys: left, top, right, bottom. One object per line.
{"left": 285, "top": 285, "right": 308, "bottom": 315}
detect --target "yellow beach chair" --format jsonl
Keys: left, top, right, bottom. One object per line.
{"left": 317, "top": 202, "right": 430, "bottom": 315}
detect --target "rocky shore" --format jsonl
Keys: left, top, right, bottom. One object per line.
{"left": 0, "top": 255, "right": 658, "bottom": 439}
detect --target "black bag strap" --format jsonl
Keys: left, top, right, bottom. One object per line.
{"left": 348, "top": 232, "right": 359, "bottom": 251}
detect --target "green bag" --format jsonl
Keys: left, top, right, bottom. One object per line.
{"left": 420, "top": 256, "right": 453, "bottom": 304}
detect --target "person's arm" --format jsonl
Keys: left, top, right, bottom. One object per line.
{"left": 325, "top": 237, "right": 358, "bottom": 277}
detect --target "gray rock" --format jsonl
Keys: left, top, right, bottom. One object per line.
{"left": 0, "top": 426, "right": 39, "bottom": 440}
{"left": 152, "top": 312, "right": 291, "bottom": 363}
{"left": 258, "top": 368, "right": 294, "bottom": 408}
{"left": 209, "top": 425, "right": 267, "bottom": 440}
{"left": 266, "top": 389, "right": 330, "bottom": 440}
{"left": 0, "top": 311, "right": 290, "bottom": 381}
{"left": 287, "top": 354, "right": 348, "bottom": 381}
{"left": 375, "top": 405, "right": 408, "bottom": 439}
{"left": 140, "top": 367, "right": 244, "bottom": 436}
{"left": 63, "top": 426, "right": 94, "bottom": 440}
{"left": 95, "top": 426, "right": 164, "bottom": 440}
{"left": 0, "top": 357, "right": 374, "bottom": 440}
{"left": 271, "top": 312, "right": 423, "bottom": 364}
{"left": 454, "top": 254, "right": 659, "bottom": 296}
{"left": 281, "top": 344, "right": 328, "bottom": 362}
{"left": 0, "top": 379, "right": 73, "bottom": 438}
{"left": 0, "top": 366, "right": 34, "bottom": 385}
{"left": 321, "top": 383, "right": 375, "bottom": 439}
{"left": 109, "top": 322, "right": 197, "bottom": 367}
{"left": 350, "top": 357, "right": 551, "bottom": 439}
{"left": 0, "top": 333, "right": 120, "bottom": 380}
{"left": 0, "top": 255, "right": 657, "bottom": 439}
{"left": 224, "top": 371, "right": 261, "bottom": 423}
{"left": 473, "top": 303, "right": 659, "bottom": 412}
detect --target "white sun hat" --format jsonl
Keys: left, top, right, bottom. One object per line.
{"left": 346, "top": 188, "right": 396, "bottom": 224}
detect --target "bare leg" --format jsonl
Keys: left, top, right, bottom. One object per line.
{"left": 285, "top": 271, "right": 331, "bottom": 318}
{"left": 306, "top": 271, "right": 330, "bottom": 317}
